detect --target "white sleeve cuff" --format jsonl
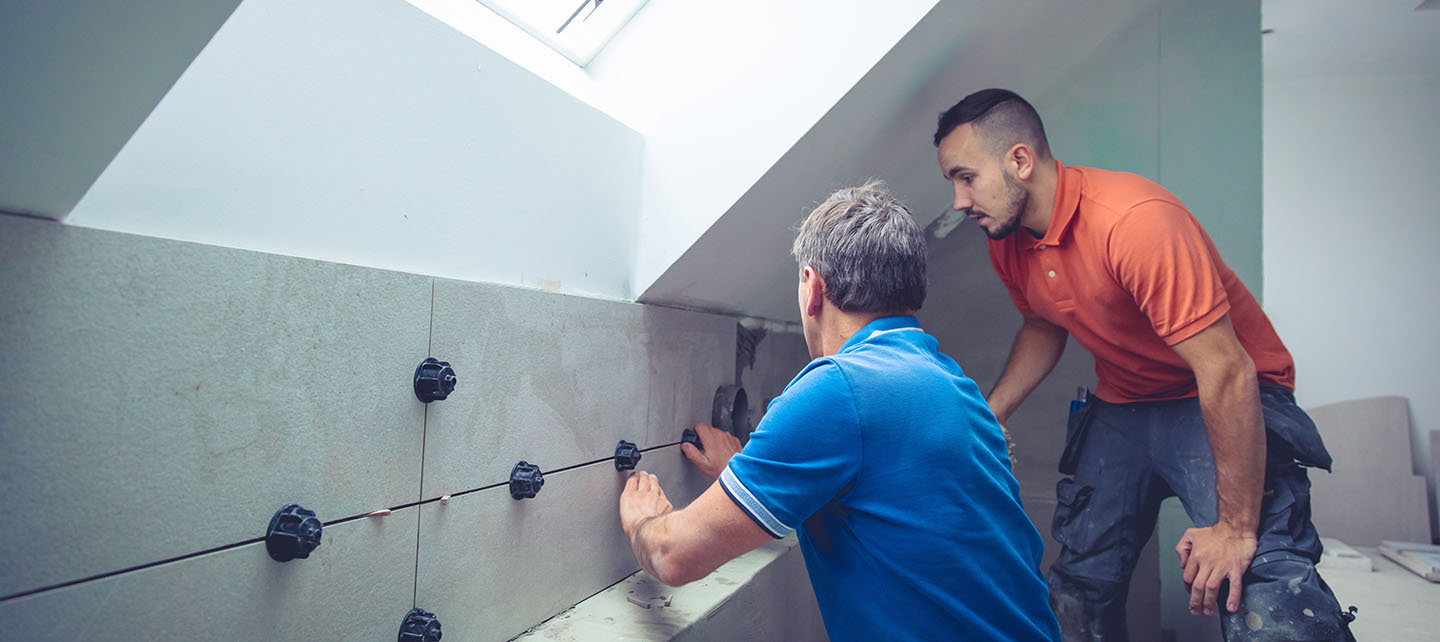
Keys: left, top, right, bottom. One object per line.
{"left": 720, "top": 466, "right": 794, "bottom": 539}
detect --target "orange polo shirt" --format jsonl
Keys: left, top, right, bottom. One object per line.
{"left": 988, "top": 162, "right": 1294, "bottom": 403}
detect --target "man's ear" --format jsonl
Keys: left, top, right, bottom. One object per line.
{"left": 1008, "top": 143, "right": 1038, "bottom": 181}
{"left": 802, "top": 267, "right": 825, "bottom": 317}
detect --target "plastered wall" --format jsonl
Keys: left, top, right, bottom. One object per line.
{"left": 1264, "top": 70, "right": 1440, "bottom": 542}
{"left": 919, "top": 2, "right": 1262, "bottom": 641}
{"left": 0, "top": 213, "right": 812, "bottom": 641}
{"left": 62, "top": 0, "right": 644, "bottom": 300}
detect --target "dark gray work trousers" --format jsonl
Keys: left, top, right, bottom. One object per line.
{"left": 1046, "top": 385, "right": 1357, "bottom": 642}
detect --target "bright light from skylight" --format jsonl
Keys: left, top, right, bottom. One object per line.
{"left": 478, "top": 0, "right": 650, "bottom": 66}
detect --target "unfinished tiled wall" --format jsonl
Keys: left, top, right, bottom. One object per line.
{"left": 0, "top": 214, "right": 807, "bottom": 641}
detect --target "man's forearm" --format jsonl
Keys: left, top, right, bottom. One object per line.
{"left": 988, "top": 317, "right": 1068, "bottom": 424}
{"left": 1195, "top": 367, "right": 1265, "bottom": 535}
{"left": 628, "top": 514, "right": 673, "bottom": 582}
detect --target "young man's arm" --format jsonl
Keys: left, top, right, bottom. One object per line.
{"left": 987, "top": 312, "right": 1069, "bottom": 425}
{"left": 620, "top": 472, "right": 774, "bottom": 586}
{"left": 1169, "top": 314, "right": 1264, "bottom": 617}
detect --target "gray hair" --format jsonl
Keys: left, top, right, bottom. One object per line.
{"left": 791, "top": 180, "right": 927, "bottom": 314}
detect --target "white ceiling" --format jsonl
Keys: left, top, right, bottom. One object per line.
{"left": 638, "top": 0, "right": 1162, "bottom": 321}
{"left": 640, "top": 0, "right": 1440, "bottom": 323}
{"left": 1263, "top": 0, "right": 1440, "bottom": 76}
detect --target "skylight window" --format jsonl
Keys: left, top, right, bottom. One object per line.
{"left": 478, "top": 0, "right": 650, "bottom": 66}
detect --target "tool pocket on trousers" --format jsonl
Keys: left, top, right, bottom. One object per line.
{"left": 1051, "top": 478, "right": 1094, "bottom": 548}
{"left": 1260, "top": 386, "right": 1333, "bottom": 471}
{"left": 1058, "top": 399, "right": 1097, "bottom": 475}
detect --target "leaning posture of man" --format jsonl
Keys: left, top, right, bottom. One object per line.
{"left": 934, "top": 88, "right": 1353, "bottom": 641}
{"left": 617, "top": 182, "right": 1061, "bottom": 641}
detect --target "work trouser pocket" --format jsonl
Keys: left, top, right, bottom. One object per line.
{"left": 1058, "top": 399, "right": 1097, "bottom": 475}
{"left": 1260, "top": 386, "right": 1333, "bottom": 471}
{"left": 1051, "top": 477, "right": 1094, "bottom": 549}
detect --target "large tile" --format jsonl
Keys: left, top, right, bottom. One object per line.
{"left": 1306, "top": 396, "right": 1430, "bottom": 546}
{"left": 641, "top": 305, "right": 737, "bottom": 447}
{"left": 415, "top": 443, "right": 713, "bottom": 642}
{"left": 738, "top": 329, "right": 811, "bottom": 429}
{"left": 0, "top": 216, "right": 429, "bottom": 596}
{"left": 0, "top": 506, "right": 420, "bottom": 642}
{"left": 422, "top": 279, "right": 658, "bottom": 497}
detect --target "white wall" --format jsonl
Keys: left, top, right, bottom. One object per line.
{"left": 1263, "top": 71, "right": 1440, "bottom": 537}
{"left": 65, "top": 0, "right": 643, "bottom": 300}
{"left": 59, "top": 0, "right": 941, "bottom": 302}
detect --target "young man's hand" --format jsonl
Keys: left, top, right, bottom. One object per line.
{"left": 1176, "top": 524, "right": 1258, "bottom": 616}
{"left": 619, "top": 471, "right": 673, "bottom": 539}
{"left": 681, "top": 422, "right": 742, "bottom": 480}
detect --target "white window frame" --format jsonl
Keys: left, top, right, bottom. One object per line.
{"left": 476, "top": 0, "right": 651, "bottom": 66}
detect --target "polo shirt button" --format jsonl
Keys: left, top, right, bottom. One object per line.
{"left": 1048, "top": 270, "right": 1057, "bottom": 278}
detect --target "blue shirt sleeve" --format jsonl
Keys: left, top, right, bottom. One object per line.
{"left": 720, "top": 361, "right": 862, "bottom": 538}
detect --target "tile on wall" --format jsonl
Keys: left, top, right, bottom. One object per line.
{"left": 0, "top": 506, "right": 420, "bottom": 642}
{"left": 0, "top": 215, "right": 430, "bottom": 597}
{"left": 423, "top": 279, "right": 661, "bottom": 497}
{"left": 640, "top": 305, "right": 737, "bottom": 447}
{"left": 414, "top": 443, "right": 713, "bottom": 642}
{"left": 739, "top": 329, "right": 811, "bottom": 428}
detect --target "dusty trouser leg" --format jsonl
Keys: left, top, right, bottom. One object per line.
{"left": 1046, "top": 401, "right": 1170, "bottom": 642}
{"left": 1216, "top": 465, "right": 1354, "bottom": 642}
{"left": 1159, "top": 389, "right": 1355, "bottom": 642}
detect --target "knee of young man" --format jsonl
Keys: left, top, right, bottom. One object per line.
{"left": 1219, "top": 558, "right": 1349, "bottom": 642}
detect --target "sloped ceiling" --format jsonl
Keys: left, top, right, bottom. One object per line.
{"left": 638, "top": 0, "right": 1161, "bottom": 322}
{"left": 0, "top": 1, "right": 242, "bottom": 219}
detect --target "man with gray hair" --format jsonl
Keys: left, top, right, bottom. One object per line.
{"left": 618, "top": 181, "right": 1061, "bottom": 641}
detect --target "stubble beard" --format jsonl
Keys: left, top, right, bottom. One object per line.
{"left": 978, "top": 175, "right": 1030, "bottom": 241}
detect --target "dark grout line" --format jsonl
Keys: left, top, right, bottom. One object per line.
{"left": 541, "top": 454, "right": 624, "bottom": 476}
{"left": 414, "top": 406, "right": 428, "bottom": 608}
{"left": 414, "top": 278, "right": 436, "bottom": 607}
{"left": 0, "top": 536, "right": 265, "bottom": 603}
{"left": 2, "top": 443, "right": 686, "bottom": 605}
{"left": 539, "top": 441, "right": 680, "bottom": 477}
{"left": 426, "top": 279, "right": 434, "bottom": 353}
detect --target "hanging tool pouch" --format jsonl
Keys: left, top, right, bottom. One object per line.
{"left": 1058, "top": 397, "right": 1098, "bottom": 476}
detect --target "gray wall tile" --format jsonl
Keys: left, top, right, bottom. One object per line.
{"left": 0, "top": 215, "right": 430, "bottom": 596}
{"left": 641, "top": 305, "right": 737, "bottom": 447}
{"left": 415, "top": 444, "right": 713, "bottom": 642}
{"left": 423, "top": 279, "right": 658, "bottom": 497}
{"left": 739, "top": 330, "right": 811, "bottom": 430}
{"left": 0, "top": 506, "right": 420, "bottom": 642}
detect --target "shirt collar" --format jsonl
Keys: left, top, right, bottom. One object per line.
{"left": 837, "top": 315, "right": 922, "bottom": 354}
{"left": 1034, "top": 160, "right": 1082, "bottom": 249}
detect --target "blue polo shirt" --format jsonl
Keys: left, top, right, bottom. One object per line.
{"left": 720, "top": 316, "right": 1059, "bottom": 641}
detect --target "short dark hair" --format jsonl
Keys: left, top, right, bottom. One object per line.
{"left": 791, "top": 180, "right": 927, "bottom": 314}
{"left": 933, "top": 88, "right": 1051, "bottom": 159}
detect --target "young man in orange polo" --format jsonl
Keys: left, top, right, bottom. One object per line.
{"left": 934, "top": 88, "right": 1355, "bottom": 642}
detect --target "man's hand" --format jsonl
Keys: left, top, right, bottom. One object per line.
{"left": 1176, "top": 524, "right": 1257, "bottom": 616}
{"left": 681, "top": 422, "right": 741, "bottom": 480}
{"left": 998, "top": 422, "right": 1016, "bottom": 464}
{"left": 619, "top": 471, "right": 673, "bottom": 539}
